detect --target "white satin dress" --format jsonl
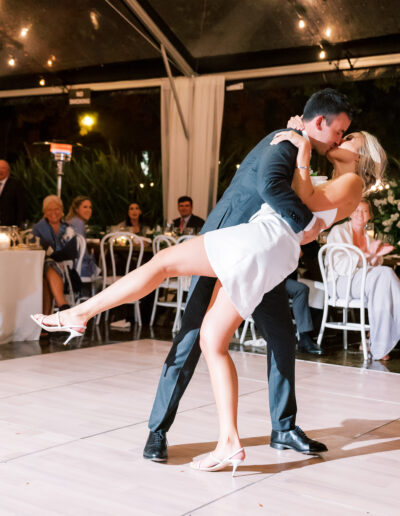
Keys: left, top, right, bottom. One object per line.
{"left": 204, "top": 203, "right": 337, "bottom": 318}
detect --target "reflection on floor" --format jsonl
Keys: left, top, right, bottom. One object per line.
{"left": 2, "top": 317, "right": 400, "bottom": 374}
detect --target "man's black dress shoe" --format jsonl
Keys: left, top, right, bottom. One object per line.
{"left": 143, "top": 430, "right": 168, "bottom": 462}
{"left": 298, "top": 333, "right": 323, "bottom": 355}
{"left": 270, "top": 426, "right": 328, "bottom": 454}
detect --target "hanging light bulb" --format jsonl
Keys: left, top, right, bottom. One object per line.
{"left": 325, "top": 27, "right": 332, "bottom": 37}
{"left": 319, "top": 49, "right": 326, "bottom": 60}
{"left": 39, "top": 78, "right": 46, "bottom": 86}
{"left": 47, "top": 59, "right": 53, "bottom": 67}
{"left": 8, "top": 57, "right": 16, "bottom": 67}
{"left": 20, "top": 27, "right": 29, "bottom": 37}
{"left": 298, "top": 19, "right": 306, "bottom": 29}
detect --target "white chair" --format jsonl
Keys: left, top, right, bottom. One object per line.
{"left": 150, "top": 235, "right": 185, "bottom": 332}
{"left": 317, "top": 243, "right": 370, "bottom": 361}
{"left": 96, "top": 231, "right": 144, "bottom": 326}
{"left": 239, "top": 298, "right": 298, "bottom": 346}
{"left": 74, "top": 234, "right": 101, "bottom": 303}
{"left": 173, "top": 235, "right": 196, "bottom": 331}
{"left": 239, "top": 316, "right": 258, "bottom": 345}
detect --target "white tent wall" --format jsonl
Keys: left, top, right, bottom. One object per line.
{"left": 161, "top": 75, "right": 225, "bottom": 224}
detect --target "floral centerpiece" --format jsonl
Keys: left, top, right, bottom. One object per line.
{"left": 370, "top": 166, "right": 400, "bottom": 251}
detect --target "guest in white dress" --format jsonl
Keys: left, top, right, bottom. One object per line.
{"left": 33, "top": 129, "right": 386, "bottom": 473}
{"left": 327, "top": 199, "right": 400, "bottom": 360}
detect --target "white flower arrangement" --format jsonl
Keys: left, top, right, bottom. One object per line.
{"left": 370, "top": 165, "right": 400, "bottom": 249}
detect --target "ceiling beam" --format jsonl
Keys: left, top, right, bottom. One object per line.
{"left": 122, "top": 0, "right": 196, "bottom": 78}
{"left": 0, "top": 53, "right": 398, "bottom": 99}
{"left": 220, "top": 53, "right": 400, "bottom": 81}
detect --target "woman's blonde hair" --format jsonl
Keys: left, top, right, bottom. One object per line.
{"left": 66, "top": 195, "right": 91, "bottom": 221}
{"left": 356, "top": 131, "right": 387, "bottom": 192}
{"left": 42, "top": 195, "right": 63, "bottom": 214}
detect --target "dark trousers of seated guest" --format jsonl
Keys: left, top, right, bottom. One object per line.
{"left": 285, "top": 278, "right": 322, "bottom": 354}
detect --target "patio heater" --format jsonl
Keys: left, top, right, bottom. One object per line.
{"left": 49, "top": 143, "right": 73, "bottom": 197}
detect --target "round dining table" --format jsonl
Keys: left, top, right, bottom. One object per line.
{"left": 0, "top": 248, "right": 45, "bottom": 344}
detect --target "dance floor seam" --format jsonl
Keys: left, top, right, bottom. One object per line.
{"left": 0, "top": 338, "right": 398, "bottom": 515}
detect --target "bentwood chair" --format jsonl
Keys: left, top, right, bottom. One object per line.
{"left": 96, "top": 231, "right": 144, "bottom": 326}
{"left": 150, "top": 235, "right": 185, "bottom": 332}
{"left": 317, "top": 243, "right": 370, "bottom": 362}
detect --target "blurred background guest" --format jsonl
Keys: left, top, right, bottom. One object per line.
{"left": 173, "top": 196, "right": 204, "bottom": 234}
{"left": 327, "top": 199, "right": 400, "bottom": 360}
{"left": 66, "top": 195, "right": 99, "bottom": 277}
{"left": 0, "top": 159, "right": 25, "bottom": 226}
{"left": 33, "top": 195, "right": 78, "bottom": 316}
{"left": 116, "top": 202, "right": 149, "bottom": 236}
{"left": 66, "top": 195, "right": 92, "bottom": 236}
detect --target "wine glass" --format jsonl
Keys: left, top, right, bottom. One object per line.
{"left": 10, "top": 225, "right": 20, "bottom": 247}
{"left": 365, "top": 222, "right": 375, "bottom": 239}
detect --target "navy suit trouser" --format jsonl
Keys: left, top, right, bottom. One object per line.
{"left": 148, "top": 276, "right": 297, "bottom": 432}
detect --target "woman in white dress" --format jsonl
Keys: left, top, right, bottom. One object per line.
{"left": 32, "top": 129, "right": 386, "bottom": 474}
{"left": 327, "top": 199, "right": 400, "bottom": 360}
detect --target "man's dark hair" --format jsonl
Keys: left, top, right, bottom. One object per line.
{"left": 303, "top": 88, "right": 353, "bottom": 124}
{"left": 178, "top": 196, "right": 193, "bottom": 205}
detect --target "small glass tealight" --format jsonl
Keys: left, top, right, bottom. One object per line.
{"left": 0, "top": 227, "right": 11, "bottom": 250}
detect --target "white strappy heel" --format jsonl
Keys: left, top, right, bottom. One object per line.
{"left": 31, "top": 312, "right": 86, "bottom": 345}
{"left": 190, "top": 447, "right": 245, "bottom": 477}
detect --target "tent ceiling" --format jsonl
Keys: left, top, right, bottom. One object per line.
{"left": 0, "top": 0, "right": 399, "bottom": 90}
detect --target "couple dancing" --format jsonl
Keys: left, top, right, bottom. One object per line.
{"left": 32, "top": 88, "right": 386, "bottom": 475}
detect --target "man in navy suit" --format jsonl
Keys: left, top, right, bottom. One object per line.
{"left": 0, "top": 160, "right": 25, "bottom": 226}
{"left": 173, "top": 196, "right": 205, "bottom": 234}
{"left": 144, "top": 89, "right": 353, "bottom": 461}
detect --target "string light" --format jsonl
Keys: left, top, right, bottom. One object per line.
{"left": 139, "top": 183, "right": 145, "bottom": 189}
{"left": 325, "top": 27, "right": 332, "bottom": 37}
{"left": 47, "top": 59, "right": 53, "bottom": 67}
{"left": 8, "top": 58, "right": 16, "bottom": 67}
{"left": 150, "top": 182, "right": 154, "bottom": 187}
{"left": 20, "top": 27, "right": 29, "bottom": 37}
{"left": 39, "top": 78, "right": 45, "bottom": 86}
{"left": 319, "top": 49, "right": 326, "bottom": 59}
{"left": 298, "top": 19, "right": 306, "bottom": 29}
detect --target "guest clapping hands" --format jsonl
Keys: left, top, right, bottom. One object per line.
{"left": 328, "top": 199, "right": 400, "bottom": 360}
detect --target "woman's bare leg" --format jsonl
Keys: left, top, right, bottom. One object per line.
{"left": 35, "top": 235, "right": 215, "bottom": 327}
{"left": 45, "top": 268, "right": 68, "bottom": 309}
{"left": 192, "top": 281, "right": 245, "bottom": 468}
{"left": 42, "top": 278, "right": 53, "bottom": 315}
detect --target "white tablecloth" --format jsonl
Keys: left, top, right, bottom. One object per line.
{"left": 0, "top": 249, "right": 45, "bottom": 344}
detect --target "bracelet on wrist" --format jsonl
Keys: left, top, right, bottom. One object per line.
{"left": 296, "top": 165, "right": 309, "bottom": 170}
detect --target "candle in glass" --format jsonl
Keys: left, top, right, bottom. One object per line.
{"left": 0, "top": 232, "right": 11, "bottom": 250}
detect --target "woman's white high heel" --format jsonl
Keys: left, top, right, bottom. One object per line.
{"left": 31, "top": 312, "right": 86, "bottom": 345}
{"left": 190, "top": 447, "right": 245, "bottom": 477}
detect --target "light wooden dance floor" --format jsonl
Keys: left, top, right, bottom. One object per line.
{"left": 0, "top": 339, "right": 398, "bottom": 515}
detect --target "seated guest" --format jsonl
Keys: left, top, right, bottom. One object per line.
{"left": 327, "top": 198, "right": 400, "bottom": 360}
{"left": 116, "top": 202, "right": 149, "bottom": 236}
{"left": 66, "top": 195, "right": 92, "bottom": 236}
{"left": 66, "top": 196, "right": 99, "bottom": 277}
{"left": 173, "top": 196, "right": 205, "bottom": 234}
{"left": 0, "top": 159, "right": 25, "bottom": 226}
{"left": 33, "top": 195, "right": 78, "bottom": 317}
